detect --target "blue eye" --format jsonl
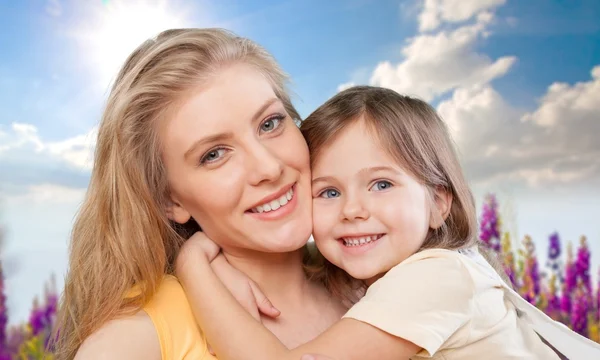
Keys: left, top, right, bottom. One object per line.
{"left": 260, "top": 115, "right": 284, "bottom": 133}
{"left": 200, "top": 148, "right": 227, "bottom": 165}
{"left": 370, "top": 180, "right": 393, "bottom": 191}
{"left": 319, "top": 189, "right": 341, "bottom": 199}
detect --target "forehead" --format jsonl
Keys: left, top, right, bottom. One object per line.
{"left": 311, "top": 120, "right": 399, "bottom": 176}
{"left": 164, "top": 63, "right": 278, "bottom": 143}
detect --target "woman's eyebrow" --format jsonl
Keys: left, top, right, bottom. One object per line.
{"left": 184, "top": 132, "right": 233, "bottom": 160}
{"left": 250, "top": 97, "right": 281, "bottom": 123}
{"left": 183, "top": 98, "right": 281, "bottom": 160}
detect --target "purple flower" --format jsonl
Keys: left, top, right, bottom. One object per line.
{"left": 548, "top": 232, "right": 561, "bottom": 260}
{"left": 0, "top": 263, "right": 7, "bottom": 350}
{"left": 522, "top": 236, "right": 540, "bottom": 305}
{"left": 28, "top": 291, "right": 58, "bottom": 338}
{"left": 571, "top": 285, "right": 589, "bottom": 336}
{"left": 560, "top": 242, "right": 576, "bottom": 319}
{"left": 479, "top": 193, "right": 501, "bottom": 252}
{"left": 575, "top": 236, "right": 591, "bottom": 295}
{"left": 546, "top": 274, "right": 561, "bottom": 320}
{"left": 596, "top": 269, "right": 600, "bottom": 323}
{"left": 546, "top": 232, "right": 563, "bottom": 281}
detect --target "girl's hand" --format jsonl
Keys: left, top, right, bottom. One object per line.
{"left": 175, "top": 232, "right": 280, "bottom": 355}
{"left": 177, "top": 231, "right": 221, "bottom": 266}
{"left": 176, "top": 232, "right": 279, "bottom": 318}
{"left": 211, "top": 254, "right": 281, "bottom": 320}
{"left": 205, "top": 255, "right": 281, "bottom": 355}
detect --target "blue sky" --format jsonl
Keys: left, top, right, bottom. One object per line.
{"left": 1, "top": 0, "right": 599, "bottom": 324}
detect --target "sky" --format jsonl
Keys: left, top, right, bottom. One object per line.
{"left": 0, "top": 0, "right": 599, "bottom": 324}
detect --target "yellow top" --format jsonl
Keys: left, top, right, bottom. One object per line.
{"left": 143, "top": 275, "right": 217, "bottom": 360}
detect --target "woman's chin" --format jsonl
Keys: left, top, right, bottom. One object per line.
{"left": 265, "top": 235, "right": 311, "bottom": 254}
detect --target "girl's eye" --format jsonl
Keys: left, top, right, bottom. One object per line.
{"left": 200, "top": 148, "right": 227, "bottom": 165}
{"left": 319, "top": 189, "right": 341, "bottom": 199}
{"left": 370, "top": 180, "right": 393, "bottom": 191}
{"left": 260, "top": 115, "right": 284, "bottom": 133}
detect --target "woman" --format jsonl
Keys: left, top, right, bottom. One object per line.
{"left": 54, "top": 28, "right": 346, "bottom": 359}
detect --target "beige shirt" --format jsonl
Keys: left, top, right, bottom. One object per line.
{"left": 343, "top": 249, "right": 560, "bottom": 359}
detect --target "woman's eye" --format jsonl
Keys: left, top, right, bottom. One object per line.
{"left": 260, "top": 115, "right": 284, "bottom": 133}
{"left": 200, "top": 148, "right": 227, "bottom": 165}
{"left": 370, "top": 180, "right": 393, "bottom": 191}
{"left": 319, "top": 189, "right": 341, "bottom": 199}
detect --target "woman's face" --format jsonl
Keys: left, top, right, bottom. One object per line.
{"left": 162, "top": 63, "right": 312, "bottom": 255}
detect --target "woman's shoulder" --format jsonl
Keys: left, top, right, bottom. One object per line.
{"left": 76, "top": 275, "right": 214, "bottom": 360}
{"left": 145, "top": 274, "right": 192, "bottom": 309}
{"left": 143, "top": 275, "right": 214, "bottom": 360}
{"left": 75, "top": 310, "right": 161, "bottom": 360}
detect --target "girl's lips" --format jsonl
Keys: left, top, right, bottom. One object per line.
{"left": 338, "top": 233, "right": 385, "bottom": 246}
{"left": 338, "top": 234, "right": 386, "bottom": 255}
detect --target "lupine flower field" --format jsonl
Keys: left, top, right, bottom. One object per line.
{"left": 0, "top": 193, "right": 599, "bottom": 357}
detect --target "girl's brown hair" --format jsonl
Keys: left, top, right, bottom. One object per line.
{"left": 53, "top": 28, "right": 300, "bottom": 360}
{"left": 301, "top": 85, "right": 503, "bottom": 303}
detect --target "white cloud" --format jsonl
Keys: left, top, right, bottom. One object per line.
{"left": 419, "top": 0, "right": 506, "bottom": 32}
{"left": 437, "top": 65, "right": 600, "bottom": 189}
{"left": 0, "top": 123, "right": 96, "bottom": 170}
{"left": 339, "top": 0, "right": 515, "bottom": 101}
{"left": 338, "top": 0, "right": 598, "bottom": 189}
{"left": 0, "top": 123, "right": 44, "bottom": 153}
{"left": 369, "top": 11, "right": 516, "bottom": 101}
{"left": 522, "top": 65, "right": 600, "bottom": 130}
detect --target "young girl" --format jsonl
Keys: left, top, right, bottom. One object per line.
{"left": 176, "top": 86, "right": 600, "bottom": 359}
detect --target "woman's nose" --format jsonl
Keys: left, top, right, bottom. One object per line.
{"left": 246, "top": 143, "right": 284, "bottom": 186}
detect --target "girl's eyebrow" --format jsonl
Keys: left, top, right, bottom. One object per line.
{"left": 312, "top": 166, "right": 403, "bottom": 184}
{"left": 357, "top": 166, "right": 403, "bottom": 176}
{"left": 312, "top": 175, "right": 334, "bottom": 185}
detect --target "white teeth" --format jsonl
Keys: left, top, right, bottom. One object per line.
{"left": 270, "top": 199, "right": 280, "bottom": 211}
{"left": 342, "top": 235, "right": 381, "bottom": 247}
{"left": 251, "top": 188, "right": 294, "bottom": 213}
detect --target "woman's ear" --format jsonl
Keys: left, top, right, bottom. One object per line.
{"left": 429, "top": 186, "right": 453, "bottom": 229}
{"left": 166, "top": 196, "right": 192, "bottom": 224}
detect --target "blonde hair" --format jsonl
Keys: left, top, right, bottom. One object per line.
{"left": 301, "top": 85, "right": 480, "bottom": 304}
{"left": 54, "top": 28, "right": 300, "bottom": 359}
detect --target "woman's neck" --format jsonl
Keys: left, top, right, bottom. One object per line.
{"left": 223, "top": 245, "right": 347, "bottom": 348}
{"left": 222, "top": 247, "right": 311, "bottom": 306}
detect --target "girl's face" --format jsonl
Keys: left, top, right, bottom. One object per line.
{"left": 311, "top": 119, "right": 439, "bottom": 284}
{"left": 162, "top": 63, "right": 313, "bottom": 256}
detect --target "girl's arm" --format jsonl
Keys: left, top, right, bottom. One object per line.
{"left": 176, "top": 233, "right": 420, "bottom": 360}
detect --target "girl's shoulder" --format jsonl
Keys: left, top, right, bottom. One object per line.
{"left": 386, "top": 248, "right": 503, "bottom": 288}
{"left": 384, "top": 248, "right": 471, "bottom": 279}
{"left": 343, "top": 249, "right": 481, "bottom": 356}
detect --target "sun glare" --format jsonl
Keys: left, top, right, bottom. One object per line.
{"left": 80, "top": 0, "right": 190, "bottom": 90}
